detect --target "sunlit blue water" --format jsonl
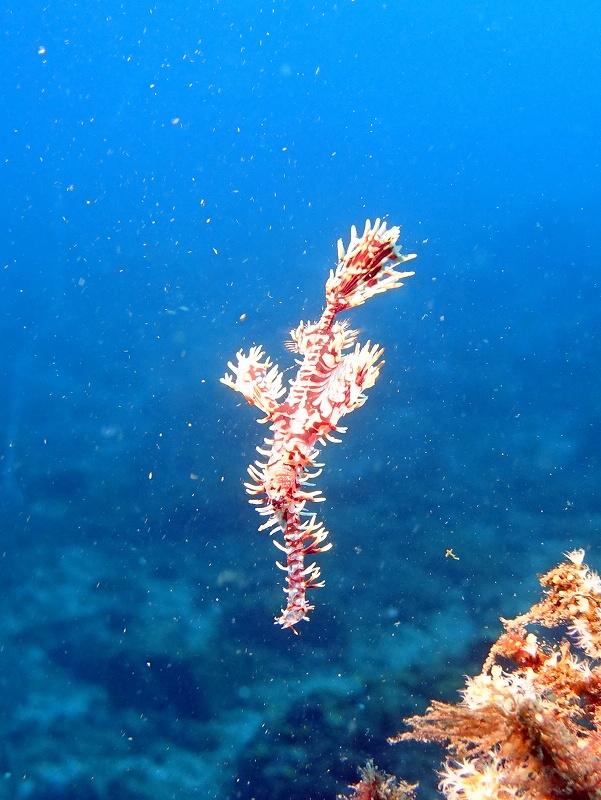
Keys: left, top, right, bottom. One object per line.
{"left": 1, "top": 2, "right": 599, "bottom": 798}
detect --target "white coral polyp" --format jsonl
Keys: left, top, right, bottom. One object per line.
{"left": 462, "top": 666, "right": 538, "bottom": 714}
{"left": 440, "top": 758, "right": 522, "bottom": 800}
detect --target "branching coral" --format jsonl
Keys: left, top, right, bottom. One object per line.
{"left": 393, "top": 549, "right": 601, "bottom": 799}
{"left": 339, "top": 760, "right": 417, "bottom": 800}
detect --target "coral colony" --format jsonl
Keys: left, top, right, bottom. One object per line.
{"left": 342, "top": 550, "right": 601, "bottom": 800}
{"left": 402, "top": 549, "right": 601, "bottom": 800}
{"left": 221, "top": 219, "right": 416, "bottom": 630}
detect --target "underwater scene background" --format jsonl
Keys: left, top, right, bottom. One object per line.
{"left": 1, "top": 1, "right": 600, "bottom": 797}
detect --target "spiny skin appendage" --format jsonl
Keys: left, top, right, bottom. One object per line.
{"left": 221, "top": 218, "right": 415, "bottom": 630}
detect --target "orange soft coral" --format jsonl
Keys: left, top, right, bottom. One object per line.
{"left": 339, "top": 760, "right": 417, "bottom": 800}
{"left": 394, "top": 550, "right": 601, "bottom": 799}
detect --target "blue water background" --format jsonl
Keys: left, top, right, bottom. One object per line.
{"left": 1, "top": 1, "right": 600, "bottom": 798}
